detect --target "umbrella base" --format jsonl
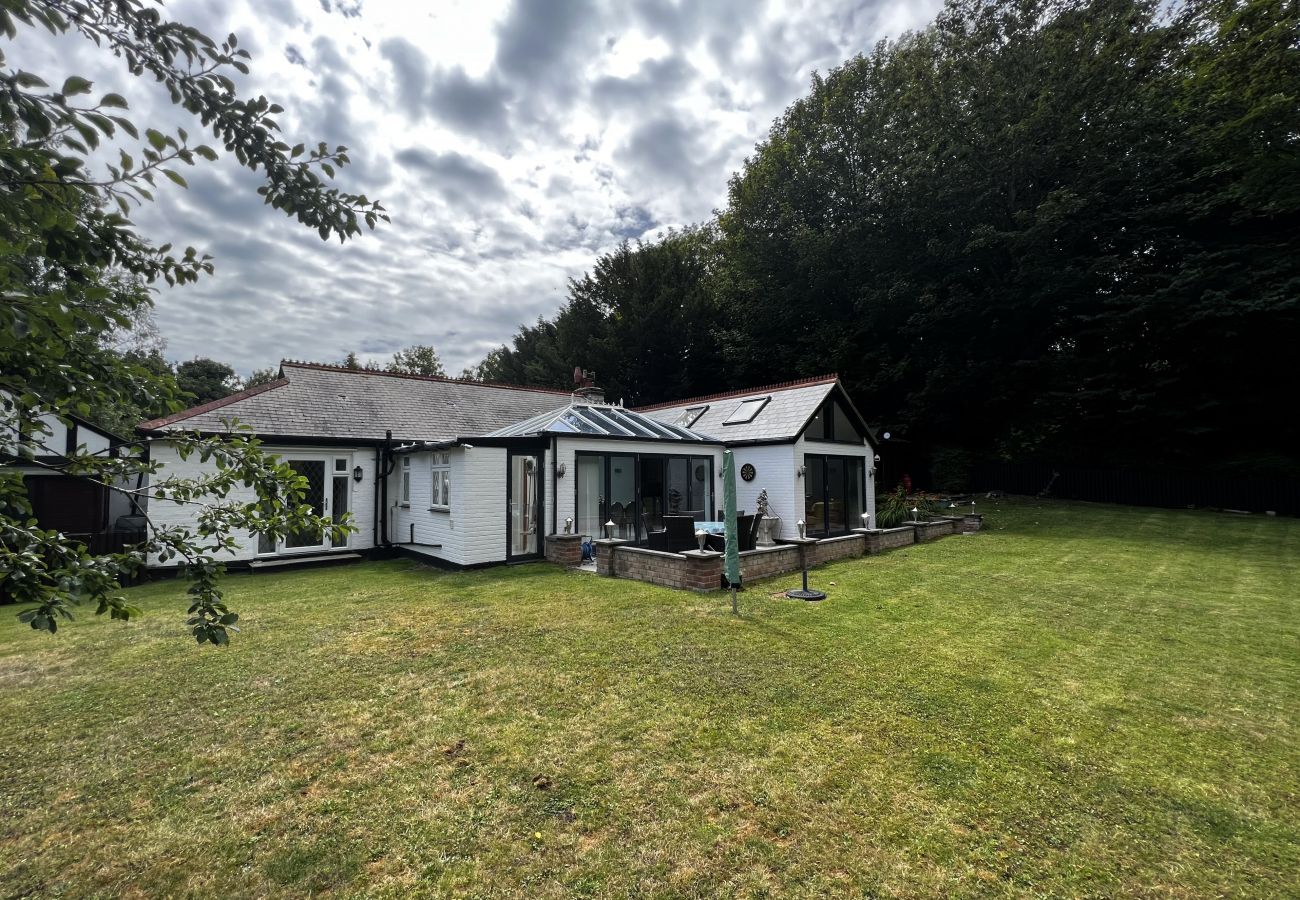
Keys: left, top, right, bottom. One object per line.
{"left": 786, "top": 589, "right": 826, "bottom": 602}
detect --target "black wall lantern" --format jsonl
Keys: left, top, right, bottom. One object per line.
{"left": 352, "top": 465, "right": 364, "bottom": 482}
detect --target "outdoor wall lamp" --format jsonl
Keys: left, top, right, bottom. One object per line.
{"left": 873, "top": 453, "right": 881, "bottom": 464}
{"left": 557, "top": 462, "right": 567, "bottom": 477}
{"left": 797, "top": 465, "right": 806, "bottom": 478}
{"left": 352, "top": 465, "right": 364, "bottom": 482}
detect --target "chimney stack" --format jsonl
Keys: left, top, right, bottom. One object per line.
{"left": 572, "top": 366, "right": 605, "bottom": 404}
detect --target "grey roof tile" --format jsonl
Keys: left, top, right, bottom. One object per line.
{"left": 637, "top": 378, "right": 839, "bottom": 443}
{"left": 141, "top": 363, "right": 573, "bottom": 443}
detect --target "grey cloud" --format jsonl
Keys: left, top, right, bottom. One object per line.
{"left": 284, "top": 44, "right": 307, "bottom": 67}
{"left": 589, "top": 55, "right": 695, "bottom": 111}
{"left": 617, "top": 116, "right": 710, "bottom": 185}
{"left": 429, "top": 67, "right": 513, "bottom": 142}
{"left": 379, "top": 37, "right": 429, "bottom": 119}
{"left": 394, "top": 148, "right": 508, "bottom": 207}
{"left": 319, "top": 0, "right": 363, "bottom": 18}
{"left": 612, "top": 205, "right": 657, "bottom": 240}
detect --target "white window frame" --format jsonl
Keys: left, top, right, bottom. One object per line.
{"left": 400, "top": 456, "right": 411, "bottom": 505}
{"left": 430, "top": 451, "right": 451, "bottom": 511}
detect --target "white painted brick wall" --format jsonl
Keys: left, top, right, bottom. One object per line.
{"left": 146, "top": 441, "right": 377, "bottom": 567}
{"left": 730, "top": 443, "right": 798, "bottom": 539}
{"left": 388, "top": 446, "right": 506, "bottom": 566}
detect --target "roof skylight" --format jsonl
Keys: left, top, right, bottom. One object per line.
{"left": 673, "top": 405, "right": 708, "bottom": 428}
{"left": 722, "top": 396, "right": 769, "bottom": 425}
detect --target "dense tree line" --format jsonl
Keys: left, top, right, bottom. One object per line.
{"left": 474, "top": 0, "right": 1299, "bottom": 478}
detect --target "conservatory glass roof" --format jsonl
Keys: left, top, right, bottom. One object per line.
{"left": 485, "top": 403, "right": 716, "bottom": 442}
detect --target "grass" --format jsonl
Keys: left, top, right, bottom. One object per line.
{"left": 1, "top": 497, "right": 1298, "bottom": 898}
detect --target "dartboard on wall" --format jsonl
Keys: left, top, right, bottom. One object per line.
{"left": 740, "top": 463, "right": 756, "bottom": 482}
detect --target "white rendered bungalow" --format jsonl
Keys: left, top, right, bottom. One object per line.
{"left": 138, "top": 363, "right": 876, "bottom": 569}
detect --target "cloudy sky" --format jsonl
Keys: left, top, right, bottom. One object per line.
{"left": 12, "top": 0, "right": 941, "bottom": 376}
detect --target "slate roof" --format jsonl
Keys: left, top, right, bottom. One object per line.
{"left": 636, "top": 375, "right": 873, "bottom": 445}
{"left": 139, "top": 362, "right": 573, "bottom": 443}
{"left": 486, "top": 403, "right": 717, "bottom": 442}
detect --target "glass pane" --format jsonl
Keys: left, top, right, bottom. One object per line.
{"left": 691, "top": 457, "right": 712, "bottom": 521}
{"left": 332, "top": 475, "right": 349, "bottom": 547}
{"left": 832, "top": 401, "right": 863, "bottom": 443}
{"left": 640, "top": 457, "right": 665, "bottom": 536}
{"left": 286, "top": 460, "right": 326, "bottom": 548}
{"left": 667, "top": 457, "right": 689, "bottom": 516}
{"left": 826, "top": 457, "right": 847, "bottom": 533}
{"left": 609, "top": 455, "right": 636, "bottom": 539}
{"left": 510, "top": 455, "right": 539, "bottom": 556}
{"left": 806, "top": 403, "right": 829, "bottom": 441}
{"left": 845, "top": 459, "right": 864, "bottom": 529}
{"left": 334, "top": 458, "right": 348, "bottom": 471}
{"left": 723, "top": 397, "right": 769, "bottom": 424}
{"left": 804, "top": 457, "right": 825, "bottom": 536}
{"left": 576, "top": 455, "right": 604, "bottom": 539}
{"left": 257, "top": 531, "right": 276, "bottom": 554}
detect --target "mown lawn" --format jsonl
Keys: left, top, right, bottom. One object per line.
{"left": 1, "top": 498, "right": 1297, "bottom": 897}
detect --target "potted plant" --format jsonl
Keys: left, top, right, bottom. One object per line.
{"left": 755, "top": 489, "right": 781, "bottom": 547}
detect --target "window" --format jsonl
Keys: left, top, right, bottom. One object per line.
{"left": 334, "top": 458, "right": 348, "bottom": 472}
{"left": 806, "top": 398, "right": 865, "bottom": 444}
{"left": 723, "top": 396, "right": 769, "bottom": 425}
{"left": 400, "top": 456, "right": 411, "bottom": 504}
{"left": 673, "top": 405, "right": 708, "bottom": 428}
{"left": 430, "top": 452, "right": 451, "bottom": 509}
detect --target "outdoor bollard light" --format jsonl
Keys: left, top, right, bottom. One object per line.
{"left": 797, "top": 519, "right": 806, "bottom": 539}
{"left": 352, "top": 465, "right": 364, "bottom": 482}
{"left": 695, "top": 529, "right": 707, "bottom": 552}
{"left": 861, "top": 512, "right": 871, "bottom": 528}
{"left": 604, "top": 519, "right": 615, "bottom": 538}
{"left": 971, "top": 500, "right": 976, "bottom": 514}
{"left": 911, "top": 506, "right": 920, "bottom": 523}
{"left": 564, "top": 517, "right": 573, "bottom": 534}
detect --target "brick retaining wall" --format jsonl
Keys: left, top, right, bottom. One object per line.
{"left": 586, "top": 517, "right": 978, "bottom": 594}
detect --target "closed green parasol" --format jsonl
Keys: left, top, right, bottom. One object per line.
{"left": 722, "top": 450, "right": 740, "bottom": 613}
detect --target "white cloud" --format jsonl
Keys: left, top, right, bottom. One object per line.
{"left": 6, "top": 0, "right": 943, "bottom": 376}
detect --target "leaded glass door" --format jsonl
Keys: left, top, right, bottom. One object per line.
{"left": 285, "top": 459, "right": 328, "bottom": 549}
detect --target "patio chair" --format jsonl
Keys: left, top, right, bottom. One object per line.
{"left": 715, "top": 509, "right": 745, "bottom": 520}
{"left": 680, "top": 509, "right": 705, "bottom": 522}
{"left": 648, "top": 515, "right": 697, "bottom": 552}
{"left": 738, "top": 514, "right": 758, "bottom": 552}
{"left": 643, "top": 513, "right": 666, "bottom": 545}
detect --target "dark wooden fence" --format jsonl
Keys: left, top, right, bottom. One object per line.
{"left": 972, "top": 460, "right": 1300, "bottom": 516}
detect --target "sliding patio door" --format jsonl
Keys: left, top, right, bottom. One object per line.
{"left": 803, "top": 454, "right": 865, "bottom": 537}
